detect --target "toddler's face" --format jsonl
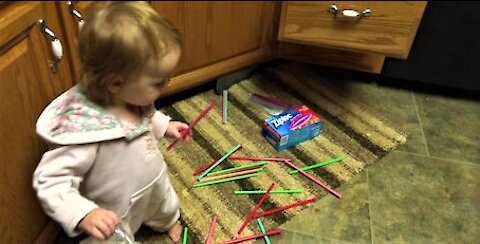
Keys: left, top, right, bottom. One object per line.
{"left": 115, "top": 46, "right": 181, "bottom": 106}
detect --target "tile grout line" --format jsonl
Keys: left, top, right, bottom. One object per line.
{"left": 399, "top": 150, "right": 480, "bottom": 167}
{"left": 286, "top": 226, "right": 354, "bottom": 244}
{"left": 367, "top": 169, "right": 375, "bottom": 244}
{"left": 411, "top": 92, "right": 430, "bottom": 156}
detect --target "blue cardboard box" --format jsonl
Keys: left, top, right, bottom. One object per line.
{"left": 262, "top": 105, "right": 325, "bottom": 151}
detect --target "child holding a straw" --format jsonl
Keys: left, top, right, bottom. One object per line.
{"left": 33, "top": 2, "right": 190, "bottom": 243}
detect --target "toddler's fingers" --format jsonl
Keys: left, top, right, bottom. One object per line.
{"left": 102, "top": 217, "right": 117, "bottom": 234}
{"left": 95, "top": 221, "right": 113, "bottom": 240}
{"left": 105, "top": 210, "right": 120, "bottom": 226}
{"left": 90, "top": 226, "right": 107, "bottom": 241}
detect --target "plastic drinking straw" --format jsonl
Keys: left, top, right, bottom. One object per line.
{"left": 182, "top": 227, "right": 188, "bottom": 244}
{"left": 193, "top": 158, "right": 219, "bottom": 176}
{"left": 200, "top": 168, "right": 264, "bottom": 182}
{"left": 254, "top": 197, "right": 317, "bottom": 218}
{"left": 221, "top": 228, "right": 284, "bottom": 244}
{"left": 289, "top": 157, "right": 344, "bottom": 175}
{"left": 194, "top": 156, "right": 284, "bottom": 177}
{"left": 256, "top": 219, "right": 271, "bottom": 244}
{"left": 223, "top": 90, "right": 228, "bottom": 125}
{"left": 229, "top": 156, "right": 291, "bottom": 162}
{"left": 197, "top": 144, "right": 242, "bottom": 181}
{"left": 193, "top": 173, "right": 257, "bottom": 188}
{"left": 234, "top": 189, "right": 303, "bottom": 195}
{"left": 221, "top": 91, "right": 224, "bottom": 123}
{"left": 207, "top": 165, "right": 263, "bottom": 177}
{"left": 237, "top": 183, "right": 275, "bottom": 235}
{"left": 207, "top": 161, "right": 268, "bottom": 176}
{"left": 205, "top": 215, "right": 217, "bottom": 244}
{"left": 167, "top": 102, "right": 216, "bottom": 151}
{"left": 283, "top": 159, "right": 342, "bottom": 199}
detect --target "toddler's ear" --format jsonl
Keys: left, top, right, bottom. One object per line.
{"left": 106, "top": 75, "right": 125, "bottom": 94}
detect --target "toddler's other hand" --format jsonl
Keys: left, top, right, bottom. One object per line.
{"left": 166, "top": 121, "right": 191, "bottom": 141}
{"left": 78, "top": 208, "right": 119, "bottom": 241}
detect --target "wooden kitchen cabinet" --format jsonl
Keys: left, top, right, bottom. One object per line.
{"left": 278, "top": 1, "right": 427, "bottom": 73}
{"left": 57, "top": 1, "right": 279, "bottom": 98}
{"left": 0, "top": 1, "right": 74, "bottom": 243}
{"left": 0, "top": 1, "right": 278, "bottom": 243}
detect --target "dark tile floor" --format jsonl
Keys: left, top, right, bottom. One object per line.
{"left": 266, "top": 67, "right": 480, "bottom": 243}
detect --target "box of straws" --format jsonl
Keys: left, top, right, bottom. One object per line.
{"left": 262, "top": 105, "right": 324, "bottom": 151}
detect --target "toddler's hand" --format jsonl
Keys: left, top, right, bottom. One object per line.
{"left": 78, "top": 208, "right": 119, "bottom": 241}
{"left": 166, "top": 121, "right": 191, "bottom": 141}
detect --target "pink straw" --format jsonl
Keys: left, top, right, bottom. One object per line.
{"left": 237, "top": 183, "right": 275, "bottom": 235}
{"left": 283, "top": 159, "right": 342, "bottom": 199}
{"left": 229, "top": 156, "right": 290, "bottom": 162}
{"left": 205, "top": 215, "right": 217, "bottom": 244}
{"left": 167, "top": 102, "right": 216, "bottom": 151}
{"left": 221, "top": 228, "right": 284, "bottom": 244}
{"left": 254, "top": 197, "right": 317, "bottom": 218}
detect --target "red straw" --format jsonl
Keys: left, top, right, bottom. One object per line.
{"left": 205, "top": 215, "right": 217, "bottom": 244}
{"left": 237, "top": 183, "right": 275, "bottom": 235}
{"left": 167, "top": 102, "right": 216, "bottom": 151}
{"left": 193, "top": 158, "right": 219, "bottom": 176}
{"left": 254, "top": 197, "right": 317, "bottom": 218}
{"left": 283, "top": 159, "right": 342, "bottom": 199}
{"left": 221, "top": 228, "right": 284, "bottom": 244}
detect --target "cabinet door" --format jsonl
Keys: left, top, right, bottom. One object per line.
{"left": 151, "top": 1, "right": 277, "bottom": 97}
{"left": 0, "top": 2, "right": 73, "bottom": 243}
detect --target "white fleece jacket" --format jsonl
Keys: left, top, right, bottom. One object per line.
{"left": 33, "top": 86, "right": 176, "bottom": 238}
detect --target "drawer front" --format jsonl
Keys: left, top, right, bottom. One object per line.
{"left": 279, "top": 1, "right": 427, "bottom": 59}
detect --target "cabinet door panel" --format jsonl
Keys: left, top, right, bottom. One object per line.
{"left": 153, "top": 1, "right": 265, "bottom": 74}
{"left": 0, "top": 2, "right": 73, "bottom": 243}
{"left": 151, "top": 1, "right": 277, "bottom": 97}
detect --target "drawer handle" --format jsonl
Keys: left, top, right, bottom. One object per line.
{"left": 38, "top": 19, "right": 63, "bottom": 74}
{"left": 328, "top": 4, "right": 372, "bottom": 18}
{"left": 67, "top": 1, "right": 84, "bottom": 30}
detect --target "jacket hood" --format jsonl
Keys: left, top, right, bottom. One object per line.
{"left": 36, "top": 86, "right": 151, "bottom": 145}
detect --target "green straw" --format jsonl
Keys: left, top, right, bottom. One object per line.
{"left": 289, "top": 157, "right": 344, "bottom": 175}
{"left": 257, "top": 218, "right": 271, "bottom": 244}
{"left": 223, "top": 90, "right": 228, "bottom": 125}
{"left": 197, "top": 144, "right": 241, "bottom": 181}
{"left": 207, "top": 161, "right": 268, "bottom": 176}
{"left": 193, "top": 173, "right": 257, "bottom": 188}
{"left": 182, "top": 227, "right": 188, "bottom": 244}
{"left": 234, "top": 189, "right": 303, "bottom": 195}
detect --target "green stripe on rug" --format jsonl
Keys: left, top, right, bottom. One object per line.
{"left": 136, "top": 63, "right": 407, "bottom": 243}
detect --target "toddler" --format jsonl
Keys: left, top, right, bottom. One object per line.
{"left": 33, "top": 2, "right": 188, "bottom": 243}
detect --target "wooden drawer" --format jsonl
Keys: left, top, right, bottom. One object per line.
{"left": 279, "top": 1, "right": 427, "bottom": 59}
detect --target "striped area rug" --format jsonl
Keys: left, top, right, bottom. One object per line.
{"left": 136, "top": 63, "right": 407, "bottom": 243}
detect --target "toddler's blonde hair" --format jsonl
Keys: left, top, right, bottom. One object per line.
{"left": 78, "top": 1, "right": 182, "bottom": 106}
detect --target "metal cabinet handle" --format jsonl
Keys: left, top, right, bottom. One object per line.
{"left": 328, "top": 4, "right": 372, "bottom": 18}
{"left": 67, "top": 1, "right": 84, "bottom": 30}
{"left": 38, "top": 19, "right": 63, "bottom": 73}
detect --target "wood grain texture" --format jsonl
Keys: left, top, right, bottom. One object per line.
{"left": 152, "top": 1, "right": 278, "bottom": 97}
{"left": 0, "top": 2, "right": 74, "bottom": 243}
{"left": 279, "top": 1, "right": 427, "bottom": 59}
{"left": 278, "top": 42, "right": 385, "bottom": 74}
